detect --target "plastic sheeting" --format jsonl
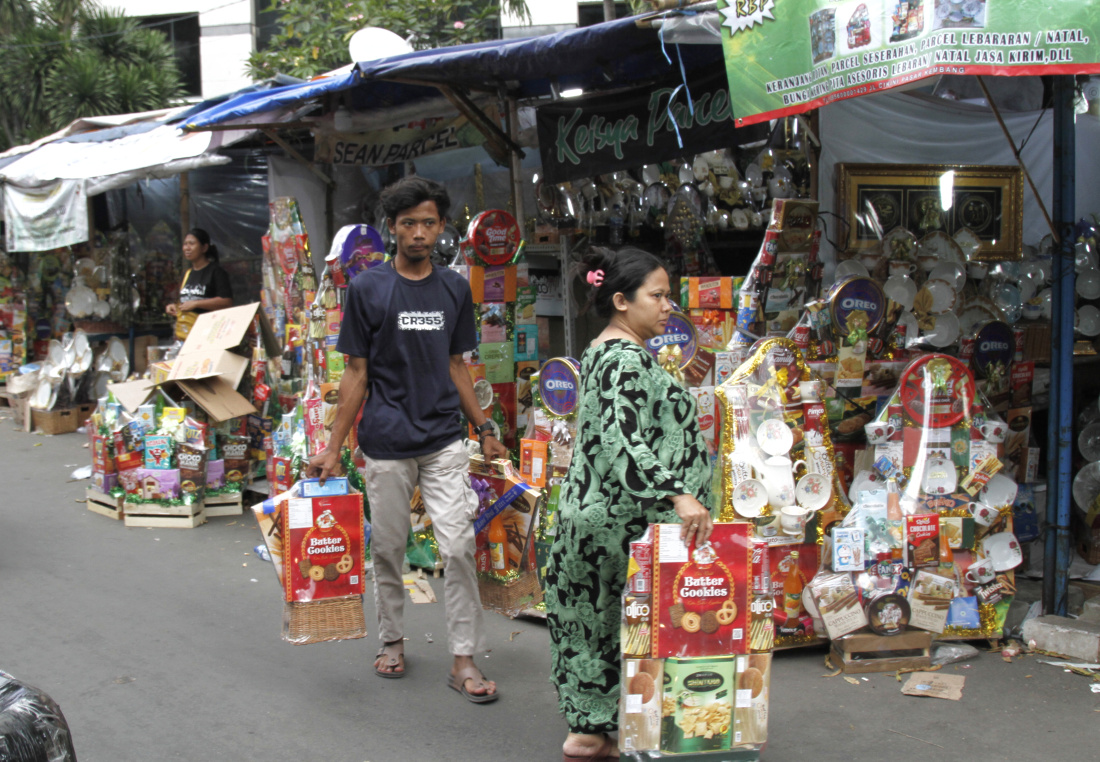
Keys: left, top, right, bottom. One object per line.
{"left": 188, "top": 149, "right": 270, "bottom": 306}
{"left": 818, "top": 90, "right": 1100, "bottom": 272}
{"left": 0, "top": 670, "right": 76, "bottom": 762}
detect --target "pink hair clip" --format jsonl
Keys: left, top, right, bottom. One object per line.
{"left": 586, "top": 269, "right": 605, "bottom": 287}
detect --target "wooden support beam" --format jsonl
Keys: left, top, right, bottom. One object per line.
{"left": 260, "top": 128, "right": 334, "bottom": 187}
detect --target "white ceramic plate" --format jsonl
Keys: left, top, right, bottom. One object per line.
{"left": 1072, "top": 460, "right": 1100, "bottom": 511}
{"left": 1078, "top": 421, "right": 1100, "bottom": 461}
{"left": 848, "top": 469, "right": 884, "bottom": 504}
{"left": 1079, "top": 304, "right": 1100, "bottom": 337}
{"left": 921, "top": 456, "right": 957, "bottom": 495}
{"left": 922, "top": 312, "right": 960, "bottom": 347}
{"left": 757, "top": 418, "right": 793, "bottom": 456}
{"left": 929, "top": 262, "right": 966, "bottom": 292}
{"left": 1037, "top": 288, "right": 1053, "bottom": 320}
{"left": 796, "top": 472, "right": 832, "bottom": 511}
{"left": 474, "top": 379, "right": 494, "bottom": 409}
{"left": 982, "top": 531, "right": 1023, "bottom": 571}
{"left": 883, "top": 227, "right": 919, "bottom": 260}
{"left": 981, "top": 473, "right": 1019, "bottom": 507}
{"left": 923, "top": 278, "right": 957, "bottom": 314}
{"left": 835, "top": 259, "right": 870, "bottom": 280}
{"left": 1076, "top": 269, "right": 1100, "bottom": 300}
{"left": 993, "top": 284, "right": 1023, "bottom": 323}
{"left": 732, "top": 478, "right": 769, "bottom": 518}
{"left": 953, "top": 227, "right": 983, "bottom": 260}
{"left": 884, "top": 275, "right": 917, "bottom": 310}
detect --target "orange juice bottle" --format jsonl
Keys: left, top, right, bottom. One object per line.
{"left": 783, "top": 551, "right": 805, "bottom": 623}
{"left": 489, "top": 515, "right": 508, "bottom": 577}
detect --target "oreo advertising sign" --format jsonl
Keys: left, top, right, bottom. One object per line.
{"left": 644, "top": 311, "right": 697, "bottom": 369}
{"left": 829, "top": 276, "right": 886, "bottom": 335}
{"left": 972, "top": 320, "right": 1014, "bottom": 378}
{"left": 538, "top": 357, "right": 581, "bottom": 418}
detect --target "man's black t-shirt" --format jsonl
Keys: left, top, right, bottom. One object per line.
{"left": 336, "top": 262, "right": 477, "bottom": 459}
{"left": 180, "top": 263, "right": 233, "bottom": 312}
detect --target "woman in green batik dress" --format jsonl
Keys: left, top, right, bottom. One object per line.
{"left": 544, "top": 247, "right": 714, "bottom": 762}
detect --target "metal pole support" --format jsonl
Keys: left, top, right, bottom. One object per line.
{"left": 1044, "top": 76, "right": 1075, "bottom": 616}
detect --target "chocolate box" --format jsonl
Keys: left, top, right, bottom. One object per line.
{"left": 206, "top": 459, "right": 226, "bottom": 490}
{"left": 470, "top": 456, "right": 542, "bottom": 574}
{"left": 282, "top": 491, "right": 366, "bottom": 603}
{"left": 652, "top": 523, "right": 751, "bottom": 658}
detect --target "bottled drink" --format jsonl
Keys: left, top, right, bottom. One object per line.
{"left": 491, "top": 393, "right": 508, "bottom": 444}
{"left": 489, "top": 515, "right": 508, "bottom": 577}
{"left": 783, "top": 551, "right": 806, "bottom": 623}
{"left": 938, "top": 537, "right": 955, "bottom": 577}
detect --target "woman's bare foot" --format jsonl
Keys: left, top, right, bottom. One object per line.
{"left": 562, "top": 732, "right": 617, "bottom": 760}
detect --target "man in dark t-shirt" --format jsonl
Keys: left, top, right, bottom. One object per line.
{"left": 308, "top": 176, "right": 506, "bottom": 703}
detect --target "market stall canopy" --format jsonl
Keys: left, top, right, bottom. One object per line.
{"left": 183, "top": 15, "right": 728, "bottom": 131}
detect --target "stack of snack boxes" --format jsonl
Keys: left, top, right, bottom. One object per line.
{"left": 620, "top": 522, "right": 770, "bottom": 756}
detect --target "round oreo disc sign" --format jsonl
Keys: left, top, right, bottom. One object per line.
{"left": 539, "top": 357, "right": 581, "bottom": 417}
{"left": 971, "top": 320, "right": 1014, "bottom": 378}
{"left": 829, "top": 276, "right": 886, "bottom": 336}
{"left": 644, "top": 311, "right": 697, "bottom": 369}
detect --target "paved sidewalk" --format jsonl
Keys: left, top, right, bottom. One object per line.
{"left": 0, "top": 412, "right": 1096, "bottom": 761}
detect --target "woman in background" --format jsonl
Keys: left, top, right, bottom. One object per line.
{"left": 166, "top": 228, "right": 233, "bottom": 338}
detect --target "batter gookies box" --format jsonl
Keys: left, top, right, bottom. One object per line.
{"left": 282, "top": 492, "right": 365, "bottom": 603}
{"left": 652, "top": 523, "right": 751, "bottom": 658}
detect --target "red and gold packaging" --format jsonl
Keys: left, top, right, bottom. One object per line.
{"left": 651, "top": 523, "right": 751, "bottom": 658}
{"left": 282, "top": 492, "right": 365, "bottom": 602}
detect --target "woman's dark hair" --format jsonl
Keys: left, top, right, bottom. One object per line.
{"left": 187, "top": 227, "right": 219, "bottom": 262}
{"left": 580, "top": 246, "right": 668, "bottom": 319}
{"left": 380, "top": 176, "right": 451, "bottom": 222}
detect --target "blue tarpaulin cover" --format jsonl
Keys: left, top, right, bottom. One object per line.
{"left": 184, "top": 16, "right": 723, "bottom": 130}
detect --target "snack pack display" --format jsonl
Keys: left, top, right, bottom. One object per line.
{"left": 621, "top": 523, "right": 765, "bottom": 757}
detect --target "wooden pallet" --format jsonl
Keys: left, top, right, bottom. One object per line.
{"left": 123, "top": 500, "right": 206, "bottom": 529}
{"left": 831, "top": 630, "right": 933, "bottom": 674}
{"left": 124, "top": 509, "right": 208, "bottom": 529}
{"left": 204, "top": 491, "right": 243, "bottom": 517}
{"left": 86, "top": 487, "right": 124, "bottom": 520}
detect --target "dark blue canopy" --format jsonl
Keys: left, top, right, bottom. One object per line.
{"left": 185, "top": 15, "right": 723, "bottom": 130}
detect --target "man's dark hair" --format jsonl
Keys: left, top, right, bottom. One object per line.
{"left": 380, "top": 176, "right": 451, "bottom": 222}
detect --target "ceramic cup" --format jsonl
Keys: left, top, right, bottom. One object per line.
{"left": 969, "top": 501, "right": 1000, "bottom": 527}
{"left": 965, "top": 557, "right": 997, "bottom": 585}
{"left": 888, "top": 259, "right": 917, "bottom": 277}
{"left": 980, "top": 421, "right": 1007, "bottom": 443}
{"left": 780, "top": 505, "right": 810, "bottom": 535}
{"left": 864, "top": 421, "right": 897, "bottom": 444}
{"left": 967, "top": 262, "right": 989, "bottom": 280}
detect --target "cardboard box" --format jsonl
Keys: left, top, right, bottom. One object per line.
{"left": 519, "top": 439, "right": 548, "bottom": 488}
{"left": 905, "top": 514, "right": 940, "bottom": 568}
{"left": 660, "top": 656, "right": 736, "bottom": 754}
{"left": 808, "top": 572, "right": 867, "bottom": 639}
{"left": 733, "top": 653, "right": 771, "bottom": 748}
{"left": 907, "top": 570, "right": 954, "bottom": 633}
{"left": 469, "top": 456, "right": 542, "bottom": 573}
{"left": 620, "top": 659, "right": 663, "bottom": 753}
{"left": 651, "top": 523, "right": 751, "bottom": 658}
{"left": 110, "top": 303, "right": 280, "bottom": 423}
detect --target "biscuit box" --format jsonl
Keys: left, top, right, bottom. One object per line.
{"left": 282, "top": 492, "right": 366, "bottom": 603}
{"left": 619, "top": 658, "right": 663, "bottom": 753}
{"left": 660, "top": 656, "right": 736, "bottom": 754}
{"left": 652, "top": 523, "right": 751, "bottom": 658}
{"left": 732, "top": 653, "right": 771, "bottom": 748}
{"left": 143, "top": 435, "right": 174, "bottom": 469}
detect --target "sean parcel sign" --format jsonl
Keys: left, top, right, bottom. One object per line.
{"left": 535, "top": 71, "right": 766, "bottom": 184}
{"left": 719, "top": 0, "right": 1100, "bottom": 127}
{"left": 314, "top": 112, "right": 489, "bottom": 166}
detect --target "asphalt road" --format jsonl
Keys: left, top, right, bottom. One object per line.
{"left": 1, "top": 409, "right": 1097, "bottom": 761}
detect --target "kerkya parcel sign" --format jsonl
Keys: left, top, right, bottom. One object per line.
{"left": 314, "top": 112, "right": 489, "bottom": 166}
{"left": 718, "top": 0, "right": 1100, "bottom": 127}
{"left": 535, "top": 71, "right": 765, "bottom": 184}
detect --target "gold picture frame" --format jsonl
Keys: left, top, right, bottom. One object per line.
{"left": 836, "top": 163, "right": 1024, "bottom": 261}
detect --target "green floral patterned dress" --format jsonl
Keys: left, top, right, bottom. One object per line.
{"left": 545, "top": 339, "right": 712, "bottom": 734}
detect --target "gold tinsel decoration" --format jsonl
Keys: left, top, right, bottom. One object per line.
{"left": 717, "top": 338, "right": 849, "bottom": 539}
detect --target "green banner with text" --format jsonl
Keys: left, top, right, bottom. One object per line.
{"left": 719, "top": 0, "right": 1100, "bottom": 126}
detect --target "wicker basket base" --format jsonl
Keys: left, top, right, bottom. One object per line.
{"left": 478, "top": 571, "right": 543, "bottom": 616}
{"left": 283, "top": 596, "right": 367, "bottom": 645}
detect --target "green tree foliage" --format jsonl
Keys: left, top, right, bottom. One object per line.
{"left": 0, "top": 1, "right": 184, "bottom": 151}
{"left": 249, "top": 0, "right": 531, "bottom": 80}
